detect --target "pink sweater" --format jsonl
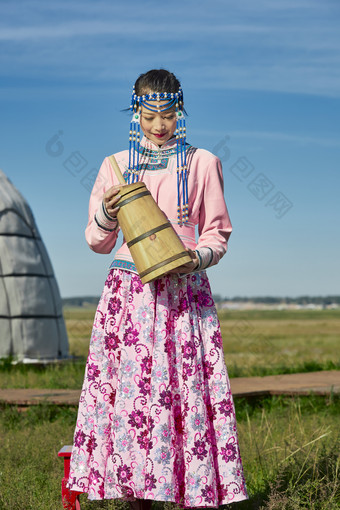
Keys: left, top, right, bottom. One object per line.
{"left": 85, "top": 136, "right": 232, "bottom": 273}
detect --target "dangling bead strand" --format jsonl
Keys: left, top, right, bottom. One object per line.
{"left": 128, "top": 106, "right": 141, "bottom": 183}
{"left": 176, "top": 102, "right": 182, "bottom": 223}
{"left": 176, "top": 104, "right": 188, "bottom": 223}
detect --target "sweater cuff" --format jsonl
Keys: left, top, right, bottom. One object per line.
{"left": 94, "top": 201, "right": 119, "bottom": 232}
{"left": 194, "top": 247, "right": 214, "bottom": 271}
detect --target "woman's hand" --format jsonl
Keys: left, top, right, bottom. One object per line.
{"left": 166, "top": 248, "right": 199, "bottom": 275}
{"left": 103, "top": 185, "right": 122, "bottom": 219}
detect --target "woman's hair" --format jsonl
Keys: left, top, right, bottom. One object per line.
{"left": 134, "top": 69, "right": 181, "bottom": 95}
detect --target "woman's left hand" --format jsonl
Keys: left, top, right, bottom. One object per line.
{"left": 166, "top": 248, "right": 199, "bottom": 275}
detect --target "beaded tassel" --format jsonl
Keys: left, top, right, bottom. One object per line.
{"left": 128, "top": 107, "right": 141, "bottom": 184}
{"left": 175, "top": 107, "right": 188, "bottom": 224}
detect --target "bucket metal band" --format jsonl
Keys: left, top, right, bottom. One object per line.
{"left": 118, "top": 190, "right": 150, "bottom": 209}
{"left": 139, "top": 251, "right": 189, "bottom": 279}
{"left": 127, "top": 222, "right": 171, "bottom": 248}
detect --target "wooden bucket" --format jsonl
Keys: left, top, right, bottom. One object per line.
{"left": 116, "top": 181, "right": 192, "bottom": 284}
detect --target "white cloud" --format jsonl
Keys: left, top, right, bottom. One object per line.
{"left": 0, "top": 0, "right": 339, "bottom": 97}
{"left": 229, "top": 130, "right": 340, "bottom": 147}
{"left": 192, "top": 128, "right": 340, "bottom": 148}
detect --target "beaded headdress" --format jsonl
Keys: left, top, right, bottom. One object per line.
{"left": 128, "top": 87, "right": 188, "bottom": 223}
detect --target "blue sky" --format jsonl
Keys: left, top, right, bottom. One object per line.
{"left": 1, "top": 0, "right": 339, "bottom": 298}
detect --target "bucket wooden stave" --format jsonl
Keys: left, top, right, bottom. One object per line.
{"left": 116, "top": 182, "right": 192, "bottom": 284}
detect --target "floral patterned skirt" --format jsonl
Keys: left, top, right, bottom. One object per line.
{"left": 67, "top": 269, "right": 248, "bottom": 507}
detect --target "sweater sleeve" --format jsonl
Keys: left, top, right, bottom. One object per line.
{"left": 85, "top": 157, "right": 120, "bottom": 254}
{"left": 195, "top": 155, "right": 232, "bottom": 268}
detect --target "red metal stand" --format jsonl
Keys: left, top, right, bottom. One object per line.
{"left": 58, "top": 445, "right": 83, "bottom": 510}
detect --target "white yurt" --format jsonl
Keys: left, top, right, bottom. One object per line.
{"left": 0, "top": 169, "right": 69, "bottom": 362}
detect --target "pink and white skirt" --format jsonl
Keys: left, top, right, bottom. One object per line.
{"left": 68, "top": 269, "right": 248, "bottom": 507}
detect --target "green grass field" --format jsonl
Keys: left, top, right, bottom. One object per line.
{"left": 0, "top": 309, "right": 339, "bottom": 509}
{"left": 65, "top": 307, "right": 340, "bottom": 377}
{"left": 1, "top": 309, "right": 338, "bottom": 389}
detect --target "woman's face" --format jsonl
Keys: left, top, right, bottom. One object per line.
{"left": 140, "top": 99, "right": 177, "bottom": 146}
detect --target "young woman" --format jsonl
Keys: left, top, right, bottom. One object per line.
{"left": 68, "top": 69, "right": 248, "bottom": 508}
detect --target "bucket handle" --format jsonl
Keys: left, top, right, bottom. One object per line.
{"left": 108, "top": 155, "right": 126, "bottom": 185}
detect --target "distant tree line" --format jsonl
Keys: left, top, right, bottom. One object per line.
{"left": 213, "top": 295, "right": 340, "bottom": 305}
{"left": 63, "top": 295, "right": 340, "bottom": 307}
{"left": 63, "top": 296, "right": 100, "bottom": 307}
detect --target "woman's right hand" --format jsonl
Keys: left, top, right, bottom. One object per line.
{"left": 103, "top": 185, "right": 122, "bottom": 219}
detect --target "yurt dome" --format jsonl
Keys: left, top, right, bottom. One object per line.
{"left": 0, "top": 169, "right": 68, "bottom": 362}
